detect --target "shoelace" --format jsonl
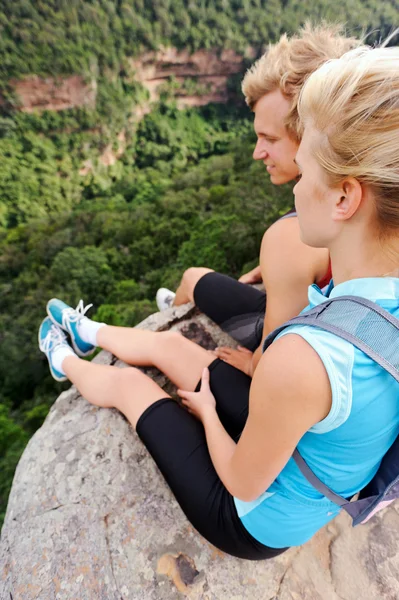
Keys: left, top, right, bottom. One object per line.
{"left": 40, "top": 324, "right": 67, "bottom": 354}
{"left": 61, "top": 299, "right": 93, "bottom": 329}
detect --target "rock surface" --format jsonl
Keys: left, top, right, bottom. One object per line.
{"left": 1, "top": 304, "right": 398, "bottom": 600}
{"left": 9, "top": 75, "right": 97, "bottom": 113}
{"left": 130, "top": 47, "right": 254, "bottom": 107}
{"left": 5, "top": 47, "right": 251, "bottom": 116}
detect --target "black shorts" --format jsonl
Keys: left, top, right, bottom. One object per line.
{"left": 193, "top": 272, "right": 266, "bottom": 351}
{"left": 136, "top": 359, "right": 288, "bottom": 560}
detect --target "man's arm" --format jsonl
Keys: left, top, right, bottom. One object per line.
{"left": 250, "top": 216, "right": 329, "bottom": 373}
{"left": 216, "top": 216, "right": 330, "bottom": 376}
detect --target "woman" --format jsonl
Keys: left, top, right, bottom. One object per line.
{"left": 39, "top": 46, "right": 399, "bottom": 559}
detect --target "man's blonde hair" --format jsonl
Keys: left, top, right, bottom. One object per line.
{"left": 298, "top": 45, "right": 399, "bottom": 232}
{"left": 242, "top": 23, "right": 360, "bottom": 140}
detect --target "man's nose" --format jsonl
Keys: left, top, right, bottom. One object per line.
{"left": 253, "top": 140, "right": 268, "bottom": 160}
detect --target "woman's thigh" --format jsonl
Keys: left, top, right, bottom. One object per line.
{"left": 136, "top": 396, "right": 285, "bottom": 560}
{"left": 155, "top": 335, "right": 252, "bottom": 439}
{"left": 194, "top": 272, "right": 266, "bottom": 350}
{"left": 196, "top": 358, "right": 252, "bottom": 440}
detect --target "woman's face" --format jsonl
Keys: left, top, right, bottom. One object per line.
{"left": 293, "top": 126, "right": 339, "bottom": 248}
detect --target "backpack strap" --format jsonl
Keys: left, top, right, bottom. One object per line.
{"left": 263, "top": 295, "right": 399, "bottom": 507}
{"left": 292, "top": 449, "right": 348, "bottom": 506}
{"left": 263, "top": 295, "right": 399, "bottom": 383}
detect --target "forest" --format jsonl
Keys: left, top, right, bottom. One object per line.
{"left": 0, "top": 0, "right": 398, "bottom": 526}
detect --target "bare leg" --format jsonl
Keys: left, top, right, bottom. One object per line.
{"left": 63, "top": 356, "right": 172, "bottom": 428}
{"left": 173, "top": 267, "right": 214, "bottom": 306}
{"left": 97, "top": 327, "right": 214, "bottom": 391}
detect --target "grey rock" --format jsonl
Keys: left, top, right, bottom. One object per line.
{"left": 1, "top": 305, "right": 398, "bottom": 600}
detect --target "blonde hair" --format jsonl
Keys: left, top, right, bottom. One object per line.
{"left": 242, "top": 23, "right": 360, "bottom": 140}
{"left": 298, "top": 46, "right": 399, "bottom": 231}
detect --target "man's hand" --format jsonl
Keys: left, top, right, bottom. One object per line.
{"left": 238, "top": 265, "right": 262, "bottom": 285}
{"left": 214, "top": 346, "right": 254, "bottom": 377}
{"left": 177, "top": 367, "right": 216, "bottom": 423}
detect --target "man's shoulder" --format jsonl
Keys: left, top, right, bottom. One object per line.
{"left": 264, "top": 212, "right": 300, "bottom": 242}
{"left": 260, "top": 215, "right": 329, "bottom": 284}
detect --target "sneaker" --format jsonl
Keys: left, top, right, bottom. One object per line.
{"left": 47, "top": 298, "right": 96, "bottom": 357}
{"left": 38, "top": 317, "right": 70, "bottom": 382}
{"left": 156, "top": 288, "right": 176, "bottom": 311}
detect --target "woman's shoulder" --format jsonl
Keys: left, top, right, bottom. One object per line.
{"left": 272, "top": 325, "right": 355, "bottom": 433}
{"left": 253, "top": 332, "right": 333, "bottom": 429}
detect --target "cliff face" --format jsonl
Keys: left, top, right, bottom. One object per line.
{"left": 10, "top": 75, "right": 97, "bottom": 112}
{"left": 4, "top": 48, "right": 252, "bottom": 170}
{"left": 1, "top": 303, "right": 399, "bottom": 600}
{"left": 7, "top": 48, "right": 252, "bottom": 114}
{"left": 130, "top": 47, "right": 254, "bottom": 108}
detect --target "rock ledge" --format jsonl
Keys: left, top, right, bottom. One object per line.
{"left": 1, "top": 305, "right": 398, "bottom": 599}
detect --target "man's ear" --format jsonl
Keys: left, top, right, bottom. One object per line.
{"left": 332, "top": 178, "right": 363, "bottom": 222}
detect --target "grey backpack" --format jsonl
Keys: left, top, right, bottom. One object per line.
{"left": 263, "top": 295, "right": 399, "bottom": 526}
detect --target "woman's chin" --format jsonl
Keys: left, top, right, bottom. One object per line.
{"left": 298, "top": 229, "right": 324, "bottom": 248}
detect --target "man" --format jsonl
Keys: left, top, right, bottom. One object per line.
{"left": 156, "top": 24, "right": 359, "bottom": 376}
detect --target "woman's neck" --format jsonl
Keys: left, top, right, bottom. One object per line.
{"left": 329, "top": 228, "right": 399, "bottom": 285}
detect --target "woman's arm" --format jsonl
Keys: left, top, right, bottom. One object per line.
{"left": 229, "top": 334, "right": 331, "bottom": 500}
{"left": 180, "top": 334, "right": 332, "bottom": 501}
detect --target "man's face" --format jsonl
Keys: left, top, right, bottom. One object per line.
{"left": 253, "top": 89, "right": 300, "bottom": 185}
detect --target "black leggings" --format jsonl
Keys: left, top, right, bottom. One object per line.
{"left": 136, "top": 359, "right": 288, "bottom": 560}
{"left": 193, "top": 272, "right": 266, "bottom": 351}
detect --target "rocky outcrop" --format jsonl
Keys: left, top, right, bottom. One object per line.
{"left": 6, "top": 48, "right": 252, "bottom": 115}
{"left": 130, "top": 47, "right": 254, "bottom": 107}
{"left": 1, "top": 303, "right": 397, "bottom": 600}
{"left": 4, "top": 48, "right": 253, "bottom": 179}
{"left": 130, "top": 47, "right": 251, "bottom": 82}
{"left": 10, "top": 75, "right": 97, "bottom": 113}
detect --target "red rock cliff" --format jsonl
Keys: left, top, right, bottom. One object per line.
{"left": 7, "top": 48, "right": 254, "bottom": 114}
{"left": 10, "top": 75, "right": 97, "bottom": 112}
{"left": 130, "top": 47, "right": 254, "bottom": 108}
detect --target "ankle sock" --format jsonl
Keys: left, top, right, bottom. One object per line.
{"left": 77, "top": 317, "right": 106, "bottom": 346}
{"left": 52, "top": 345, "right": 76, "bottom": 374}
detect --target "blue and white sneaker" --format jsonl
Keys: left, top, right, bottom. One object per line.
{"left": 46, "top": 298, "right": 96, "bottom": 358}
{"left": 38, "top": 317, "right": 70, "bottom": 382}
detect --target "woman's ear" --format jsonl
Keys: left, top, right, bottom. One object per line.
{"left": 333, "top": 177, "right": 363, "bottom": 221}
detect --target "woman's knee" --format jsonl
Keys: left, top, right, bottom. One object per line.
{"left": 180, "top": 267, "right": 214, "bottom": 302}
{"left": 155, "top": 330, "right": 197, "bottom": 359}
{"left": 112, "top": 366, "right": 168, "bottom": 427}
{"left": 158, "top": 330, "right": 184, "bottom": 349}
{"left": 113, "top": 365, "right": 142, "bottom": 395}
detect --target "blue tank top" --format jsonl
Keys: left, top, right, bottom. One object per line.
{"left": 234, "top": 277, "right": 399, "bottom": 548}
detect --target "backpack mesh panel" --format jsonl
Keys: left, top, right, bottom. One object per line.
{"left": 314, "top": 299, "right": 399, "bottom": 373}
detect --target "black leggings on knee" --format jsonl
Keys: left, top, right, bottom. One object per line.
{"left": 193, "top": 272, "right": 266, "bottom": 351}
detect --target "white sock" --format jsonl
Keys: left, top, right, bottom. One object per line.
{"left": 77, "top": 317, "right": 106, "bottom": 346}
{"left": 52, "top": 345, "right": 76, "bottom": 374}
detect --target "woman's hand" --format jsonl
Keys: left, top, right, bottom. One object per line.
{"left": 177, "top": 367, "right": 216, "bottom": 423}
{"left": 214, "top": 346, "right": 254, "bottom": 377}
